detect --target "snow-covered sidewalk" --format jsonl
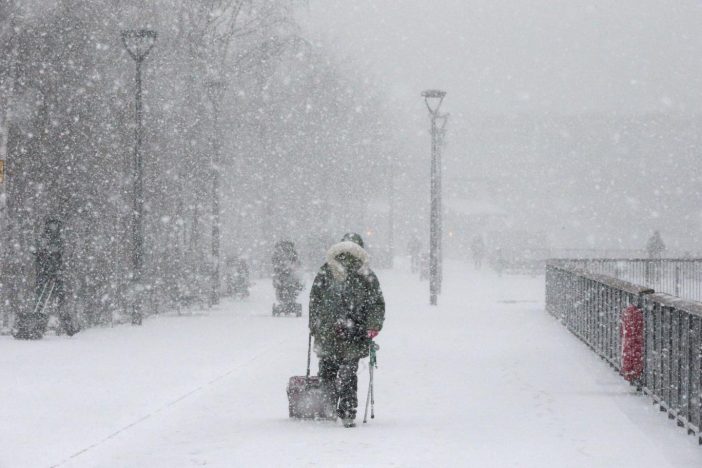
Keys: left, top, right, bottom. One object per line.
{"left": 2, "top": 261, "right": 701, "bottom": 467}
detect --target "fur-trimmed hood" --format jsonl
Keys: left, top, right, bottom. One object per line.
{"left": 326, "top": 241, "right": 370, "bottom": 281}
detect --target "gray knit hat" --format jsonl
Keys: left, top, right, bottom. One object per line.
{"left": 340, "top": 232, "right": 364, "bottom": 248}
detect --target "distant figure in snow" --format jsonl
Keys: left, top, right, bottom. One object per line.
{"left": 309, "top": 233, "right": 385, "bottom": 428}
{"left": 14, "top": 218, "right": 79, "bottom": 339}
{"left": 272, "top": 241, "right": 303, "bottom": 316}
{"left": 646, "top": 231, "right": 666, "bottom": 259}
{"left": 470, "top": 235, "right": 485, "bottom": 270}
{"left": 225, "top": 256, "right": 250, "bottom": 299}
{"left": 407, "top": 236, "right": 421, "bottom": 273}
{"left": 419, "top": 252, "right": 430, "bottom": 281}
{"left": 493, "top": 247, "right": 507, "bottom": 277}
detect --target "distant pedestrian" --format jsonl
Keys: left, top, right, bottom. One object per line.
{"left": 471, "top": 235, "right": 485, "bottom": 270}
{"left": 493, "top": 247, "right": 507, "bottom": 277}
{"left": 408, "top": 236, "right": 421, "bottom": 273}
{"left": 309, "top": 233, "right": 385, "bottom": 428}
{"left": 419, "top": 252, "right": 429, "bottom": 281}
{"left": 272, "top": 241, "right": 303, "bottom": 315}
{"left": 226, "top": 257, "right": 249, "bottom": 299}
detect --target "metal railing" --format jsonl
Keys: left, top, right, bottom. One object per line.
{"left": 550, "top": 258, "right": 702, "bottom": 303}
{"left": 546, "top": 262, "right": 702, "bottom": 444}
{"left": 643, "top": 292, "right": 702, "bottom": 438}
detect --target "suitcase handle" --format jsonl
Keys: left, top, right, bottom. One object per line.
{"left": 306, "top": 332, "right": 312, "bottom": 379}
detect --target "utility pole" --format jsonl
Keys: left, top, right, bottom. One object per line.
{"left": 422, "top": 89, "right": 447, "bottom": 306}
{"left": 122, "top": 29, "right": 157, "bottom": 325}
{"left": 0, "top": 111, "right": 7, "bottom": 331}
{"left": 205, "top": 78, "right": 226, "bottom": 306}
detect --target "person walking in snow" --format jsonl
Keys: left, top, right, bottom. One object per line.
{"left": 407, "top": 236, "right": 421, "bottom": 273}
{"left": 309, "top": 233, "right": 385, "bottom": 428}
{"left": 272, "top": 241, "right": 303, "bottom": 314}
{"left": 471, "top": 235, "right": 485, "bottom": 270}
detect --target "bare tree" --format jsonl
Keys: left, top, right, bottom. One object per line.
{"left": 0, "top": 0, "right": 396, "bottom": 333}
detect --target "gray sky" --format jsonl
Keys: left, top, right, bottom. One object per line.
{"left": 303, "top": 1, "right": 702, "bottom": 251}
{"left": 305, "top": 0, "right": 702, "bottom": 115}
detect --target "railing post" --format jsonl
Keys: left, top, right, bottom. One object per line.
{"left": 679, "top": 312, "right": 691, "bottom": 426}
{"left": 645, "top": 260, "right": 651, "bottom": 286}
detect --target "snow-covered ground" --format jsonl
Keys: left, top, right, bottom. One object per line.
{"left": 2, "top": 260, "right": 701, "bottom": 467}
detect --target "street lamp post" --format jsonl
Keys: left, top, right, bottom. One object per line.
{"left": 388, "top": 152, "right": 395, "bottom": 267}
{"left": 422, "top": 89, "right": 447, "bottom": 306}
{"left": 205, "top": 78, "right": 227, "bottom": 306}
{"left": 435, "top": 112, "right": 448, "bottom": 294}
{"left": 122, "top": 29, "right": 157, "bottom": 325}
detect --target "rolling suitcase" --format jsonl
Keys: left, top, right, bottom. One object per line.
{"left": 287, "top": 334, "right": 335, "bottom": 419}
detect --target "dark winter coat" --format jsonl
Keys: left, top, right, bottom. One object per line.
{"left": 309, "top": 241, "right": 385, "bottom": 361}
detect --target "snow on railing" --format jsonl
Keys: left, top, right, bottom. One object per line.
{"left": 549, "top": 258, "right": 702, "bottom": 303}
{"left": 545, "top": 261, "right": 702, "bottom": 445}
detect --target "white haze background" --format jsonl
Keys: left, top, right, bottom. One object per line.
{"left": 306, "top": 0, "right": 702, "bottom": 252}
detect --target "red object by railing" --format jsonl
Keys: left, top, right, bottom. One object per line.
{"left": 621, "top": 305, "right": 644, "bottom": 382}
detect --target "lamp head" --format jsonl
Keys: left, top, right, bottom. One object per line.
{"left": 421, "top": 89, "right": 447, "bottom": 114}
{"left": 121, "top": 29, "right": 158, "bottom": 60}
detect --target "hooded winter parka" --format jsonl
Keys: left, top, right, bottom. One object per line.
{"left": 309, "top": 241, "right": 385, "bottom": 361}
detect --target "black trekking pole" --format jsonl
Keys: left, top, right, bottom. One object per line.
{"left": 363, "top": 341, "right": 378, "bottom": 423}
{"left": 306, "top": 332, "right": 312, "bottom": 380}
{"left": 370, "top": 356, "right": 375, "bottom": 420}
